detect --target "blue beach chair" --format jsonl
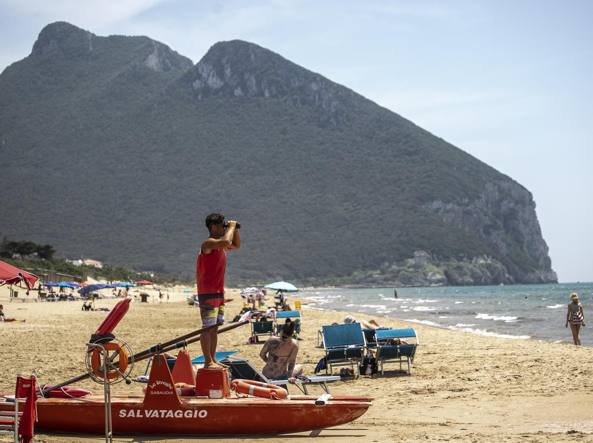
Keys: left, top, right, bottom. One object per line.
{"left": 274, "top": 310, "right": 301, "bottom": 335}
{"left": 321, "top": 323, "right": 366, "bottom": 376}
{"left": 375, "top": 328, "right": 418, "bottom": 375}
{"left": 250, "top": 319, "right": 274, "bottom": 342}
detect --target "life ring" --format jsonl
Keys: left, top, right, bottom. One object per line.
{"left": 89, "top": 342, "right": 129, "bottom": 380}
{"left": 231, "top": 379, "right": 288, "bottom": 400}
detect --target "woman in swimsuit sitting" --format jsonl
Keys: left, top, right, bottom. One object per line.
{"left": 566, "top": 292, "right": 585, "bottom": 345}
{"left": 260, "top": 319, "right": 303, "bottom": 382}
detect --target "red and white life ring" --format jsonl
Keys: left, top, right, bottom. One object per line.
{"left": 231, "top": 379, "right": 288, "bottom": 400}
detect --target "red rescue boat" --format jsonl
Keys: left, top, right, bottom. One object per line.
{"left": 0, "top": 304, "right": 372, "bottom": 436}
{"left": 0, "top": 354, "right": 372, "bottom": 435}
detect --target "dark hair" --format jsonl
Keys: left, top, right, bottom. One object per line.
{"left": 281, "top": 319, "right": 296, "bottom": 338}
{"left": 205, "top": 213, "right": 224, "bottom": 229}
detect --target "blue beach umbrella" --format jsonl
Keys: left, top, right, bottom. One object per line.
{"left": 264, "top": 281, "right": 298, "bottom": 292}
{"left": 60, "top": 282, "right": 81, "bottom": 289}
{"left": 44, "top": 281, "right": 80, "bottom": 288}
{"left": 79, "top": 283, "right": 115, "bottom": 296}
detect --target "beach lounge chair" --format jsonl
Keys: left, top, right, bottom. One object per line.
{"left": 363, "top": 328, "right": 377, "bottom": 348}
{"left": 250, "top": 319, "right": 274, "bottom": 342}
{"left": 274, "top": 310, "right": 301, "bottom": 335}
{"left": 222, "top": 357, "right": 340, "bottom": 395}
{"left": 375, "top": 328, "right": 418, "bottom": 375}
{"left": 321, "top": 323, "right": 366, "bottom": 376}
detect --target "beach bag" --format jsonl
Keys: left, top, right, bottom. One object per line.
{"left": 360, "top": 356, "right": 378, "bottom": 375}
{"left": 339, "top": 368, "right": 355, "bottom": 379}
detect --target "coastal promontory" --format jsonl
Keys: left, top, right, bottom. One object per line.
{"left": 0, "top": 22, "right": 557, "bottom": 286}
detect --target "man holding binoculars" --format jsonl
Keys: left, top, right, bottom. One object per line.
{"left": 196, "top": 213, "right": 241, "bottom": 368}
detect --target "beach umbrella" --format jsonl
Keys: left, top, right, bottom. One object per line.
{"left": 45, "top": 281, "right": 81, "bottom": 289}
{"left": 135, "top": 280, "right": 153, "bottom": 285}
{"left": 79, "top": 283, "right": 115, "bottom": 296}
{"left": 66, "top": 282, "right": 82, "bottom": 288}
{"left": 264, "top": 281, "right": 298, "bottom": 292}
{"left": 0, "top": 260, "right": 38, "bottom": 289}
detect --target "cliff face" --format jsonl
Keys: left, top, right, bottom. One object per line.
{"left": 424, "top": 181, "right": 556, "bottom": 284}
{"left": 0, "top": 23, "right": 557, "bottom": 286}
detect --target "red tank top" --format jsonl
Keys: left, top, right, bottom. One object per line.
{"left": 197, "top": 248, "right": 226, "bottom": 296}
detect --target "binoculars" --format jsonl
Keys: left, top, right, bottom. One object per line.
{"left": 223, "top": 221, "right": 241, "bottom": 229}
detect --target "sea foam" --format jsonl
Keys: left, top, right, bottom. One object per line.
{"left": 449, "top": 325, "right": 530, "bottom": 340}
{"left": 476, "top": 313, "right": 518, "bottom": 323}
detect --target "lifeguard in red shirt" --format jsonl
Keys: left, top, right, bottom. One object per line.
{"left": 196, "top": 213, "right": 241, "bottom": 368}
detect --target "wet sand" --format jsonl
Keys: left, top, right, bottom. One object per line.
{"left": 1, "top": 286, "right": 592, "bottom": 442}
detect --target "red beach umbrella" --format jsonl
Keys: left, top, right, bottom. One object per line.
{"left": 135, "top": 280, "right": 153, "bottom": 285}
{"left": 0, "top": 260, "right": 38, "bottom": 289}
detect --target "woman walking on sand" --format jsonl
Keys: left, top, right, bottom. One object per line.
{"left": 566, "top": 292, "right": 585, "bottom": 345}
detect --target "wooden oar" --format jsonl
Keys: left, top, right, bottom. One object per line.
{"left": 41, "top": 320, "right": 248, "bottom": 395}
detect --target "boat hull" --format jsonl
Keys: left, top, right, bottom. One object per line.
{"left": 1, "top": 395, "right": 371, "bottom": 435}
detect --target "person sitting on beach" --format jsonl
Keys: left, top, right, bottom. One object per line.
{"left": 566, "top": 292, "right": 585, "bottom": 346}
{"left": 259, "top": 320, "right": 303, "bottom": 382}
{"left": 344, "top": 315, "right": 382, "bottom": 330}
{"left": 274, "top": 291, "right": 292, "bottom": 311}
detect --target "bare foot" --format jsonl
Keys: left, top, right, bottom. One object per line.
{"left": 214, "top": 360, "right": 228, "bottom": 368}
{"left": 204, "top": 361, "right": 226, "bottom": 370}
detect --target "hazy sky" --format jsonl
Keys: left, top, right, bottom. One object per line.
{"left": 1, "top": 0, "right": 591, "bottom": 282}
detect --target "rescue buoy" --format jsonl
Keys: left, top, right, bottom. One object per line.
{"left": 89, "top": 342, "right": 129, "bottom": 380}
{"left": 43, "top": 385, "right": 93, "bottom": 398}
{"left": 231, "top": 379, "right": 288, "bottom": 400}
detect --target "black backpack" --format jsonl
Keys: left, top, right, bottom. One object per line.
{"left": 360, "top": 356, "right": 378, "bottom": 375}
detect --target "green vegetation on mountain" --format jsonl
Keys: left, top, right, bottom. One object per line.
{"left": 0, "top": 22, "right": 557, "bottom": 286}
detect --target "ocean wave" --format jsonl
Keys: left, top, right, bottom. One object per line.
{"left": 412, "top": 306, "right": 436, "bottom": 312}
{"left": 345, "top": 303, "right": 386, "bottom": 310}
{"left": 405, "top": 319, "right": 441, "bottom": 327}
{"left": 476, "top": 313, "right": 518, "bottom": 323}
{"left": 454, "top": 323, "right": 476, "bottom": 327}
{"left": 454, "top": 301, "right": 463, "bottom": 304}
{"left": 306, "top": 298, "right": 332, "bottom": 305}
{"left": 414, "top": 299, "right": 439, "bottom": 303}
{"left": 546, "top": 304, "right": 564, "bottom": 309}
{"left": 448, "top": 325, "right": 530, "bottom": 340}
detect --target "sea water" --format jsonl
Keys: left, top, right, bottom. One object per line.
{"left": 300, "top": 282, "right": 593, "bottom": 345}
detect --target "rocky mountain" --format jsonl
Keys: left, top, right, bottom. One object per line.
{"left": 0, "top": 22, "right": 557, "bottom": 286}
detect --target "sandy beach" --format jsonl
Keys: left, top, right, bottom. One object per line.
{"left": 1, "top": 286, "right": 593, "bottom": 442}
